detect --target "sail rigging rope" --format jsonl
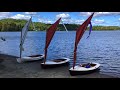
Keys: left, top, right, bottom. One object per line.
{"left": 61, "top": 19, "right": 68, "bottom": 32}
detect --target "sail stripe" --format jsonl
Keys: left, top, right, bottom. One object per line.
{"left": 86, "top": 21, "right": 92, "bottom": 39}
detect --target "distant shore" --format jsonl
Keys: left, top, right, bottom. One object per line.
{"left": 0, "top": 30, "right": 120, "bottom": 33}
{"left": 0, "top": 54, "right": 117, "bottom": 78}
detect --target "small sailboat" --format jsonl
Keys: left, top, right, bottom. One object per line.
{"left": 69, "top": 13, "right": 100, "bottom": 75}
{"left": 41, "top": 18, "right": 70, "bottom": 68}
{"left": 17, "top": 17, "right": 44, "bottom": 63}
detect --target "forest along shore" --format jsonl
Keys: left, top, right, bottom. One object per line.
{"left": 0, "top": 19, "right": 120, "bottom": 32}
{"left": 0, "top": 54, "right": 117, "bottom": 78}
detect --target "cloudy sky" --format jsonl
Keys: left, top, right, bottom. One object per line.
{"left": 1, "top": 12, "right": 120, "bottom": 26}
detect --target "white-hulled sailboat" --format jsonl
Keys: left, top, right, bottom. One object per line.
{"left": 69, "top": 13, "right": 100, "bottom": 75}
{"left": 17, "top": 17, "right": 44, "bottom": 63}
{"left": 41, "top": 18, "right": 70, "bottom": 68}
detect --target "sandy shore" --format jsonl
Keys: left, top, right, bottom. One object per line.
{"left": 0, "top": 54, "right": 117, "bottom": 78}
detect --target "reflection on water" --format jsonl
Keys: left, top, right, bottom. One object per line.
{"left": 0, "top": 31, "right": 120, "bottom": 77}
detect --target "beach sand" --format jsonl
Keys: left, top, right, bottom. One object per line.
{"left": 0, "top": 54, "right": 117, "bottom": 78}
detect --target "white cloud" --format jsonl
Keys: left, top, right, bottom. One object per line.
{"left": 93, "top": 19, "right": 105, "bottom": 24}
{"left": 56, "top": 13, "right": 71, "bottom": 19}
{"left": 25, "top": 12, "right": 37, "bottom": 15}
{"left": 61, "top": 19, "right": 71, "bottom": 24}
{"left": 38, "top": 18, "right": 53, "bottom": 24}
{"left": 74, "top": 19, "right": 85, "bottom": 24}
{"left": 61, "top": 18, "right": 85, "bottom": 24}
{"left": 56, "top": 13, "right": 75, "bottom": 24}
{"left": 38, "top": 17, "right": 81, "bottom": 24}
{"left": 0, "top": 12, "right": 10, "bottom": 16}
{"left": 95, "top": 12, "right": 120, "bottom": 17}
{"left": 0, "top": 12, "right": 34, "bottom": 20}
{"left": 38, "top": 13, "right": 71, "bottom": 24}
{"left": 0, "top": 12, "right": 11, "bottom": 19}
{"left": 46, "top": 20, "right": 52, "bottom": 24}
{"left": 80, "top": 12, "right": 93, "bottom": 16}
{"left": 10, "top": 14, "right": 31, "bottom": 20}
{"left": 80, "top": 12, "right": 120, "bottom": 17}
{"left": 118, "top": 18, "right": 120, "bottom": 21}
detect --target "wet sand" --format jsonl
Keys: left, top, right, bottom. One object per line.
{"left": 0, "top": 54, "right": 117, "bottom": 78}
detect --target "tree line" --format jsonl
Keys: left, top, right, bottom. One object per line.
{"left": 0, "top": 18, "right": 120, "bottom": 32}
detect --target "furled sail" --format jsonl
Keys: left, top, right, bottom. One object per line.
{"left": 19, "top": 17, "right": 32, "bottom": 58}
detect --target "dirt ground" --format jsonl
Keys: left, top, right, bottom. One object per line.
{"left": 0, "top": 54, "right": 116, "bottom": 78}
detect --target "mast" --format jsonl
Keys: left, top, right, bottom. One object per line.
{"left": 43, "top": 18, "right": 61, "bottom": 64}
{"left": 20, "top": 27, "right": 22, "bottom": 59}
{"left": 73, "top": 13, "right": 94, "bottom": 69}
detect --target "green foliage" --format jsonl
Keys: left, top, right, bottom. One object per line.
{"left": 0, "top": 18, "right": 120, "bottom": 32}
{"left": 91, "top": 26, "right": 120, "bottom": 30}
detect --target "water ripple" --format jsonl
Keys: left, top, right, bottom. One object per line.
{"left": 1, "top": 31, "right": 120, "bottom": 77}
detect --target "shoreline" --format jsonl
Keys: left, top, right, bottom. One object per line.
{"left": 1, "top": 30, "right": 120, "bottom": 32}
{"left": 0, "top": 54, "right": 118, "bottom": 78}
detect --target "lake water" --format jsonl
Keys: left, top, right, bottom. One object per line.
{"left": 0, "top": 31, "right": 120, "bottom": 77}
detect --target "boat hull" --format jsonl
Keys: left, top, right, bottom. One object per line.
{"left": 16, "top": 54, "right": 44, "bottom": 63}
{"left": 41, "top": 58, "right": 70, "bottom": 69}
{"left": 69, "top": 62, "right": 100, "bottom": 76}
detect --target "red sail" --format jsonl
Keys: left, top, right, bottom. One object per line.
{"left": 44, "top": 18, "right": 61, "bottom": 63}
{"left": 73, "top": 13, "right": 94, "bottom": 69}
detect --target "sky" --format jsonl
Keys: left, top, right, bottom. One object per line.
{"left": 1, "top": 12, "right": 120, "bottom": 26}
